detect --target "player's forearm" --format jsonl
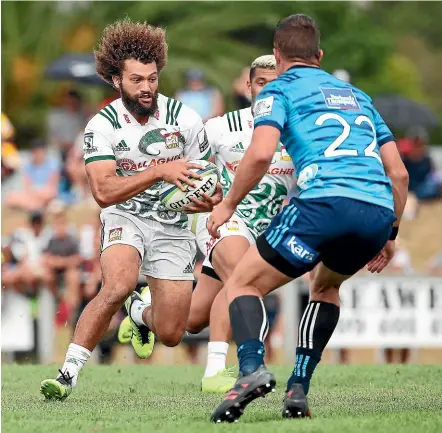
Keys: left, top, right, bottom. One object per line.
{"left": 226, "top": 153, "right": 271, "bottom": 207}
{"left": 389, "top": 170, "right": 409, "bottom": 226}
{"left": 92, "top": 168, "right": 163, "bottom": 208}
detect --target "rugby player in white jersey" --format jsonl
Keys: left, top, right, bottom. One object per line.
{"left": 123, "top": 55, "right": 296, "bottom": 392}
{"left": 40, "top": 18, "right": 220, "bottom": 401}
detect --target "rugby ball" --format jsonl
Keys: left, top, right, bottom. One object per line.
{"left": 160, "top": 160, "right": 220, "bottom": 212}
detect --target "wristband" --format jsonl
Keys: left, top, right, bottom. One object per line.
{"left": 389, "top": 226, "right": 399, "bottom": 241}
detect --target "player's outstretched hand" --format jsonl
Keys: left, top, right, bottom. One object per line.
{"left": 184, "top": 183, "right": 223, "bottom": 214}
{"left": 367, "top": 240, "right": 396, "bottom": 273}
{"left": 207, "top": 198, "right": 236, "bottom": 238}
{"left": 158, "top": 157, "right": 203, "bottom": 192}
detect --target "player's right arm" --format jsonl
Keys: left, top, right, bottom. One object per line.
{"left": 83, "top": 117, "right": 202, "bottom": 208}
{"left": 367, "top": 110, "right": 409, "bottom": 273}
{"left": 374, "top": 108, "right": 409, "bottom": 226}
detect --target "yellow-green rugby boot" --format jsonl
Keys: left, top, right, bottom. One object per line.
{"left": 125, "top": 290, "right": 154, "bottom": 359}
{"left": 118, "top": 286, "right": 151, "bottom": 344}
{"left": 40, "top": 370, "right": 73, "bottom": 401}
{"left": 201, "top": 367, "right": 237, "bottom": 393}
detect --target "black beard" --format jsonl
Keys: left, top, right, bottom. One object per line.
{"left": 120, "top": 86, "right": 159, "bottom": 117}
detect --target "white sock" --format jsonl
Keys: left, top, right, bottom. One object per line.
{"left": 204, "top": 341, "right": 229, "bottom": 377}
{"left": 58, "top": 343, "right": 91, "bottom": 387}
{"left": 130, "top": 298, "right": 151, "bottom": 327}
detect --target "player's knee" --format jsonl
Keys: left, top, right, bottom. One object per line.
{"left": 99, "top": 283, "right": 132, "bottom": 312}
{"left": 186, "top": 307, "right": 209, "bottom": 334}
{"left": 310, "top": 284, "right": 340, "bottom": 303}
{"left": 157, "top": 326, "right": 186, "bottom": 347}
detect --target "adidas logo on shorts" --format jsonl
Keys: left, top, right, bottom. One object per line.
{"left": 229, "top": 142, "right": 245, "bottom": 153}
{"left": 183, "top": 263, "right": 194, "bottom": 274}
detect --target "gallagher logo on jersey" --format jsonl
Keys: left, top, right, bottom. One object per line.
{"left": 320, "top": 88, "right": 360, "bottom": 110}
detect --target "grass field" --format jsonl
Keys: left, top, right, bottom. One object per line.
{"left": 2, "top": 364, "right": 442, "bottom": 433}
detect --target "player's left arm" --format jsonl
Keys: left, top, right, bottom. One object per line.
{"left": 224, "top": 85, "right": 286, "bottom": 208}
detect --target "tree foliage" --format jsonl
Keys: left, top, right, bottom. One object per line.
{"left": 1, "top": 1, "right": 441, "bottom": 144}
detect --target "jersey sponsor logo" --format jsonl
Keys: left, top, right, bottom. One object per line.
{"left": 198, "top": 128, "right": 209, "bottom": 153}
{"left": 254, "top": 96, "right": 274, "bottom": 119}
{"left": 83, "top": 132, "right": 97, "bottom": 154}
{"left": 320, "top": 88, "right": 361, "bottom": 111}
{"left": 229, "top": 142, "right": 245, "bottom": 153}
{"left": 280, "top": 145, "right": 292, "bottom": 161}
{"left": 248, "top": 120, "right": 253, "bottom": 129}
{"left": 139, "top": 128, "right": 167, "bottom": 156}
{"left": 123, "top": 114, "right": 131, "bottom": 124}
{"left": 266, "top": 168, "right": 294, "bottom": 175}
{"left": 283, "top": 235, "right": 319, "bottom": 263}
{"left": 117, "top": 155, "right": 181, "bottom": 171}
{"left": 164, "top": 132, "right": 180, "bottom": 149}
{"left": 108, "top": 227, "right": 122, "bottom": 242}
{"left": 115, "top": 140, "right": 130, "bottom": 152}
{"left": 154, "top": 110, "right": 160, "bottom": 120}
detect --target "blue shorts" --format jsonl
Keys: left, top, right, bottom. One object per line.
{"left": 256, "top": 197, "right": 396, "bottom": 278}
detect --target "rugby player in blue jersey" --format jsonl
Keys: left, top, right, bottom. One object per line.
{"left": 208, "top": 14, "right": 409, "bottom": 422}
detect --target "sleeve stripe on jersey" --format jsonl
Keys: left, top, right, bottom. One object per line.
{"left": 173, "top": 102, "right": 183, "bottom": 126}
{"left": 378, "top": 135, "right": 395, "bottom": 147}
{"left": 107, "top": 105, "right": 122, "bottom": 129}
{"left": 236, "top": 110, "right": 242, "bottom": 131}
{"left": 227, "top": 112, "right": 233, "bottom": 132}
{"left": 255, "top": 120, "right": 283, "bottom": 133}
{"left": 85, "top": 155, "right": 116, "bottom": 165}
{"left": 232, "top": 111, "right": 238, "bottom": 131}
{"left": 166, "top": 98, "right": 172, "bottom": 124}
{"left": 102, "top": 107, "right": 117, "bottom": 128}
{"left": 98, "top": 110, "right": 116, "bottom": 129}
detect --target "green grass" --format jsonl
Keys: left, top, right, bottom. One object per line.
{"left": 2, "top": 364, "right": 442, "bottom": 433}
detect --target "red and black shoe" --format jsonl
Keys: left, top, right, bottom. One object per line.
{"left": 210, "top": 365, "right": 276, "bottom": 423}
{"left": 282, "top": 383, "right": 311, "bottom": 419}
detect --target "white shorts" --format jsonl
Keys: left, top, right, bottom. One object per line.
{"left": 100, "top": 210, "right": 196, "bottom": 280}
{"left": 192, "top": 212, "right": 255, "bottom": 272}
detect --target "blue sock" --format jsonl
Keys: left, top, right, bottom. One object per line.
{"left": 286, "top": 347, "right": 321, "bottom": 394}
{"left": 237, "top": 339, "right": 265, "bottom": 376}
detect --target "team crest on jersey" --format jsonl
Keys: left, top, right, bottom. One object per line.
{"left": 138, "top": 128, "right": 166, "bottom": 156}
{"left": 83, "top": 132, "right": 97, "bottom": 154}
{"left": 226, "top": 220, "right": 239, "bottom": 231}
{"left": 320, "top": 88, "right": 360, "bottom": 110}
{"left": 108, "top": 227, "right": 122, "bottom": 242}
{"left": 254, "top": 96, "right": 274, "bottom": 119}
{"left": 164, "top": 132, "right": 180, "bottom": 149}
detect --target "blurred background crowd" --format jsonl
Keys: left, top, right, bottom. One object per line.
{"left": 2, "top": 1, "right": 442, "bottom": 367}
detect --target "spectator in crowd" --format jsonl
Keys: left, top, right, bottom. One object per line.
{"left": 47, "top": 89, "right": 88, "bottom": 203}
{"left": 232, "top": 66, "right": 252, "bottom": 110}
{"left": 5, "top": 139, "right": 60, "bottom": 211}
{"left": 42, "top": 203, "right": 81, "bottom": 316}
{"left": 1, "top": 112, "right": 20, "bottom": 182}
{"left": 5, "top": 210, "right": 53, "bottom": 294}
{"left": 402, "top": 127, "right": 442, "bottom": 202}
{"left": 175, "top": 68, "right": 224, "bottom": 122}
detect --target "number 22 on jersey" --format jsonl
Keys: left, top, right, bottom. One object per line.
{"left": 315, "top": 113, "right": 381, "bottom": 163}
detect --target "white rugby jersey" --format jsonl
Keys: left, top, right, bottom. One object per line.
{"left": 206, "top": 107, "right": 296, "bottom": 238}
{"left": 83, "top": 94, "right": 211, "bottom": 228}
